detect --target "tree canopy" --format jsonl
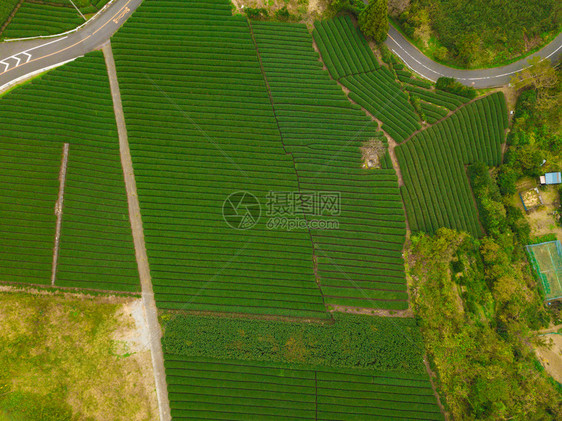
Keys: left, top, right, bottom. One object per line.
{"left": 359, "top": 0, "right": 389, "bottom": 43}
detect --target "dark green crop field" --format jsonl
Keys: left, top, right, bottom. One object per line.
{"left": 0, "top": 52, "right": 138, "bottom": 292}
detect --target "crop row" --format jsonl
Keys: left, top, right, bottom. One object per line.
{"left": 341, "top": 71, "right": 421, "bottom": 142}
{"left": 252, "top": 21, "right": 408, "bottom": 310}
{"left": 55, "top": 142, "right": 139, "bottom": 292}
{"left": 2, "top": 2, "right": 83, "bottom": 39}
{"left": 396, "top": 93, "right": 508, "bottom": 236}
{"left": 313, "top": 16, "right": 379, "bottom": 79}
{"left": 112, "top": 0, "right": 329, "bottom": 318}
{"left": 0, "top": 52, "right": 139, "bottom": 292}
{"left": 398, "top": 74, "right": 433, "bottom": 89}
{"left": 420, "top": 101, "right": 449, "bottom": 123}
{"left": 0, "top": 138, "right": 60, "bottom": 285}
{"left": 164, "top": 355, "right": 444, "bottom": 420}
{"left": 405, "top": 85, "right": 469, "bottom": 111}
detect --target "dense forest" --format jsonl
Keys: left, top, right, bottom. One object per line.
{"left": 392, "top": 0, "right": 561, "bottom": 68}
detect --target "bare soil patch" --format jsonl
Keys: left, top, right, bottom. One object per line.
{"left": 0, "top": 289, "right": 158, "bottom": 420}
{"left": 535, "top": 333, "right": 562, "bottom": 384}
{"left": 329, "top": 304, "right": 413, "bottom": 317}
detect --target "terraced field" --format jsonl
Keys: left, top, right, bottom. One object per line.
{"left": 396, "top": 93, "right": 508, "bottom": 236}
{"left": 0, "top": 138, "right": 60, "bottom": 284}
{"left": 313, "top": 16, "right": 421, "bottom": 142}
{"left": 2, "top": 2, "right": 83, "bottom": 39}
{"left": 0, "top": 52, "right": 138, "bottom": 292}
{"left": 0, "top": 0, "right": 110, "bottom": 39}
{"left": 164, "top": 357, "right": 444, "bottom": 420}
{"left": 162, "top": 313, "right": 442, "bottom": 420}
{"left": 111, "top": 0, "right": 327, "bottom": 318}
{"left": 252, "top": 21, "right": 409, "bottom": 309}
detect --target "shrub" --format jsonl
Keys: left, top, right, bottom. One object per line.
{"left": 274, "top": 6, "right": 290, "bottom": 21}
{"left": 244, "top": 7, "right": 268, "bottom": 19}
{"left": 358, "top": 0, "right": 388, "bottom": 43}
{"left": 436, "top": 77, "right": 477, "bottom": 99}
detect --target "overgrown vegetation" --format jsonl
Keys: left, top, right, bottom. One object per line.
{"left": 329, "top": 0, "right": 365, "bottom": 16}
{"left": 0, "top": 292, "right": 155, "bottom": 421}
{"left": 393, "top": 0, "right": 561, "bottom": 68}
{"left": 436, "top": 77, "right": 477, "bottom": 100}
{"left": 408, "top": 228, "right": 561, "bottom": 419}
{"left": 161, "top": 313, "right": 426, "bottom": 374}
{"left": 499, "top": 61, "right": 561, "bottom": 196}
{"left": 358, "top": 0, "right": 388, "bottom": 43}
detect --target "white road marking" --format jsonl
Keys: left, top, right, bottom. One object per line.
{"left": 388, "top": 31, "right": 562, "bottom": 83}
{"left": 21, "top": 36, "right": 68, "bottom": 54}
{"left": 389, "top": 48, "right": 437, "bottom": 82}
{"left": 387, "top": 33, "right": 445, "bottom": 79}
{"left": 0, "top": 36, "right": 68, "bottom": 74}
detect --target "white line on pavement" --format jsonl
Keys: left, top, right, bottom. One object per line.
{"left": 387, "top": 33, "right": 445, "bottom": 79}
{"left": 21, "top": 36, "right": 68, "bottom": 55}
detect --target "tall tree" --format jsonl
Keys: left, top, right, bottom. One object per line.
{"left": 359, "top": 0, "right": 389, "bottom": 43}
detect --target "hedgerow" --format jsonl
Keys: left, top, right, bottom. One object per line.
{"left": 162, "top": 313, "right": 426, "bottom": 373}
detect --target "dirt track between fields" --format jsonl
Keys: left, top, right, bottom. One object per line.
{"left": 103, "top": 41, "right": 171, "bottom": 421}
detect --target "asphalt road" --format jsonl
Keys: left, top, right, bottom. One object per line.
{"left": 1, "top": 2, "right": 561, "bottom": 90}
{"left": 0, "top": 0, "right": 143, "bottom": 91}
{"left": 385, "top": 24, "right": 562, "bottom": 88}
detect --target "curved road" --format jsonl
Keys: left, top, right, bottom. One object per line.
{"left": 0, "top": 0, "right": 143, "bottom": 91}
{"left": 385, "top": 24, "right": 562, "bottom": 88}
{"left": 0, "top": 2, "right": 561, "bottom": 90}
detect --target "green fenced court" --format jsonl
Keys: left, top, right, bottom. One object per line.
{"left": 526, "top": 240, "right": 562, "bottom": 301}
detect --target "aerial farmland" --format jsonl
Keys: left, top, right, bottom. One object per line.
{"left": 0, "top": 0, "right": 561, "bottom": 419}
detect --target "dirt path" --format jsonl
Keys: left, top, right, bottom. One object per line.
{"left": 329, "top": 304, "right": 413, "bottom": 317}
{"left": 102, "top": 41, "right": 171, "bottom": 421}
{"left": 538, "top": 324, "right": 562, "bottom": 334}
{"left": 51, "top": 142, "right": 69, "bottom": 286}
{"left": 423, "top": 356, "right": 450, "bottom": 420}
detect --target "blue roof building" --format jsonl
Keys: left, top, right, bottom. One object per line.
{"left": 540, "top": 172, "right": 561, "bottom": 185}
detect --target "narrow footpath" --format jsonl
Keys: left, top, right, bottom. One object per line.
{"left": 102, "top": 41, "right": 171, "bottom": 421}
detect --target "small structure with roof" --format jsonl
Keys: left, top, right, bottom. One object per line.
{"left": 540, "top": 172, "right": 562, "bottom": 185}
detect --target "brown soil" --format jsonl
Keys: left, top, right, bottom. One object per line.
{"left": 423, "top": 356, "right": 450, "bottom": 420}
{"left": 535, "top": 333, "right": 562, "bottom": 384}
{"left": 328, "top": 304, "right": 413, "bottom": 317}
{"left": 514, "top": 182, "right": 562, "bottom": 242}
{"left": 230, "top": 0, "right": 329, "bottom": 30}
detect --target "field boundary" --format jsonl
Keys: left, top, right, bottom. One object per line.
{"left": 102, "top": 41, "right": 171, "bottom": 421}
{"left": 399, "top": 92, "right": 495, "bottom": 145}
{"left": 0, "top": 281, "right": 141, "bottom": 296}
{"left": 0, "top": 0, "right": 24, "bottom": 37}
{"left": 248, "top": 19, "right": 332, "bottom": 317}
{"left": 51, "top": 142, "right": 69, "bottom": 286}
